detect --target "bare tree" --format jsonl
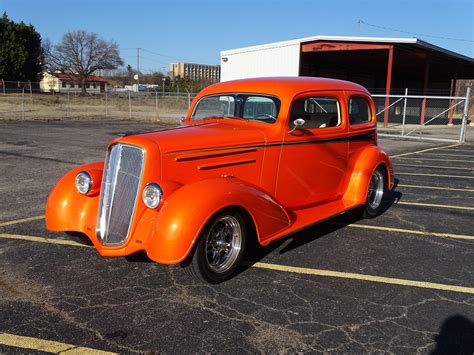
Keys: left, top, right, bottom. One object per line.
{"left": 44, "top": 30, "right": 124, "bottom": 94}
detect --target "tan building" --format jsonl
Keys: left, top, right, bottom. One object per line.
{"left": 169, "top": 62, "right": 220, "bottom": 82}
{"left": 40, "top": 72, "right": 108, "bottom": 93}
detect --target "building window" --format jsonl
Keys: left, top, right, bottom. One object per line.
{"left": 69, "top": 82, "right": 75, "bottom": 88}
{"left": 62, "top": 82, "right": 67, "bottom": 88}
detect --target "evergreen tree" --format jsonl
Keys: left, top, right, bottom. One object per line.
{"left": 0, "top": 12, "right": 43, "bottom": 81}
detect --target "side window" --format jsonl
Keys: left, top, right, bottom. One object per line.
{"left": 290, "top": 96, "right": 341, "bottom": 129}
{"left": 349, "top": 96, "right": 371, "bottom": 124}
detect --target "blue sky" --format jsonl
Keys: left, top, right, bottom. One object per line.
{"left": 2, "top": 0, "right": 473, "bottom": 73}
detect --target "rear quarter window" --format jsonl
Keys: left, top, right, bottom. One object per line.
{"left": 349, "top": 96, "right": 372, "bottom": 125}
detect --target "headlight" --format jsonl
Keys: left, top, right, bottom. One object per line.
{"left": 75, "top": 171, "right": 92, "bottom": 195}
{"left": 142, "top": 183, "right": 162, "bottom": 209}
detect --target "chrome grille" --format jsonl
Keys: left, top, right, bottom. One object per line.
{"left": 96, "top": 144, "right": 144, "bottom": 246}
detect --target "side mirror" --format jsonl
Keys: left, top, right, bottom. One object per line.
{"left": 179, "top": 116, "right": 186, "bottom": 126}
{"left": 288, "top": 118, "right": 305, "bottom": 134}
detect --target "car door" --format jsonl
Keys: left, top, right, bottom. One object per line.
{"left": 275, "top": 91, "right": 349, "bottom": 209}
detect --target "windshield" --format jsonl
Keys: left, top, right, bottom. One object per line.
{"left": 191, "top": 94, "right": 280, "bottom": 124}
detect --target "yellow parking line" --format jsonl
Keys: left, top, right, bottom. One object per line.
{"left": 3, "top": 232, "right": 473, "bottom": 295}
{"left": 0, "top": 234, "right": 92, "bottom": 248}
{"left": 397, "top": 184, "right": 474, "bottom": 192}
{"left": 390, "top": 144, "right": 460, "bottom": 158}
{"left": 396, "top": 172, "right": 474, "bottom": 179}
{"left": 394, "top": 163, "right": 472, "bottom": 171}
{"left": 439, "top": 148, "right": 474, "bottom": 153}
{"left": 397, "top": 201, "right": 474, "bottom": 211}
{"left": 0, "top": 333, "right": 116, "bottom": 354}
{"left": 424, "top": 153, "right": 474, "bottom": 158}
{"left": 252, "top": 262, "right": 474, "bottom": 295}
{"left": 393, "top": 157, "right": 474, "bottom": 163}
{"left": 340, "top": 223, "right": 474, "bottom": 241}
{"left": 0, "top": 215, "right": 45, "bottom": 227}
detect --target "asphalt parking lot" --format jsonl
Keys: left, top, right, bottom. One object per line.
{"left": 1, "top": 120, "right": 473, "bottom": 353}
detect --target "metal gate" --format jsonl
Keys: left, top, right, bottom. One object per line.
{"left": 372, "top": 88, "right": 471, "bottom": 143}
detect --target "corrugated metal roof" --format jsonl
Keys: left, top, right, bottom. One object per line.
{"left": 221, "top": 35, "right": 473, "bottom": 63}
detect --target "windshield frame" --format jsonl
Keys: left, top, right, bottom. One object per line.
{"left": 190, "top": 92, "right": 281, "bottom": 124}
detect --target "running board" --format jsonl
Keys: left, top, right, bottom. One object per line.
{"left": 261, "top": 199, "right": 361, "bottom": 245}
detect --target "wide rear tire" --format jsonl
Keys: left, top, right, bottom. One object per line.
{"left": 362, "top": 167, "right": 386, "bottom": 218}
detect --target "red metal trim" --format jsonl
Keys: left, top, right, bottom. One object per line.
{"left": 420, "top": 61, "right": 431, "bottom": 125}
{"left": 383, "top": 46, "right": 394, "bottom": 128}
{"left": 301, "top": 42, "right": 393, "bottom": 53}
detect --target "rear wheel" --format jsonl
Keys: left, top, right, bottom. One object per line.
{"left": 184, "top": 209, "right": 247, "bottom": 283}
{"left": 362, "top": 167, "right": 386, "bottom": 218}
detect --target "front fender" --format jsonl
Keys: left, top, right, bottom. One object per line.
{"left": 145, "top": 178, "right": 291, "bottom": 264}
{"left": 342, "top": 146, "right": 393, "bottom": 204}
{"left": 45, "top": 162, "right": 103, "bottom": 246}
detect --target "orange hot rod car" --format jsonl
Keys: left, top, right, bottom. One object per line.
{"left": 46, "top": 77, "right": 393, "bottom": 283}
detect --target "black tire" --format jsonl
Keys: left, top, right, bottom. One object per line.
{"left": 361, "top": 167, "right": 386, "bottom": 219}
{"left": 184, "top": 209, "right": 247, "bottom": 283}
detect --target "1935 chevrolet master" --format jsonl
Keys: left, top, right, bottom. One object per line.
{"left": 46, "top": 77, "right": 393, "bottom": 283}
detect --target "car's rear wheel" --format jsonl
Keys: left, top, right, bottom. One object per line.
{"left": 362, "top": 167, "right": 386, "bottom": 218}
{"left": 184, "top": 209, "right": 247, "bottom": 283}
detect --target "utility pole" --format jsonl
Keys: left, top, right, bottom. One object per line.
{"left": 136, "top": 48, "right": 141, "bottom": 89}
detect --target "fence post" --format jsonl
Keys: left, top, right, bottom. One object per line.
{"left": 67, "top": 87, "right": 70, "bottom": 118}
{"left": 128, "top": 90, "right": 132, "bottom": 119}
{"left": 460, "top": 87, "right": 470, "bottom": 143}
{"left": 2, "top": 79, "right": 5, "bottom": 95}
{"left": 401, "top": 88, "right": 408, "bottom": 136}
{"left": 155, "top": 91, "right": 159, "bottom": 118}
{"left": 105, "top": 90, "right": 108, "bottom": 117}
{"left": 185, "top": 88, "right": 191, "bottom": 109}
{"left": 28, "top": 80, "right": 33, "bottom": 99}
{"left": 21, "top": 88, "right": 25, "bottom": 119}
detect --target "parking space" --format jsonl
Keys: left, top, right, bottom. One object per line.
{"left": 1, "top": 120, "right": 473, "bottom": 353}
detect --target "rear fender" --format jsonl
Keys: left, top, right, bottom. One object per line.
{"left": 145, "top": 177, "right": 290, "bottom": 264}
{"left": 342, "top": 146, "right": 393, "bottom": 204}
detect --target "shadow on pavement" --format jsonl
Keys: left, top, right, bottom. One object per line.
{"left": 431, "top": 315, "right": 474, "bottom": 355}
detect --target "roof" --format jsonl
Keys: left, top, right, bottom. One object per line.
{"left": 221, "top": 35, "right": 473, "bottom": 63}
{"left": 48, "top": 72, "right": 109, "bottom": 83}
{"left": 198, "top": 76, "right": 368, "bottom": 100}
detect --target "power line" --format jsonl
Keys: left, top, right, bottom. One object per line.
{"left": 358, "top": 19, "right": 474, "bottom": 43}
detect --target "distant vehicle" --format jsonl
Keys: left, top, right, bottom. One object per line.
{"left": 46, "top": 77, "right": 393, "bottom": 283}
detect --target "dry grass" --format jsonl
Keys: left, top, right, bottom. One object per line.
{"left": 0, "top": 93, "right": 189, "bottom": 123}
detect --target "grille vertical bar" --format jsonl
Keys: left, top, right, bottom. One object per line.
{"left": 97, "top": 144, "right": 144, "bottom": 246}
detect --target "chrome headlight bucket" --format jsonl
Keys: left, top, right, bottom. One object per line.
{"left": 75, "top": 171, "right": 92, "bottom": 195}
{"left": 142, "top": 183, "right": 162, "bottom": 209}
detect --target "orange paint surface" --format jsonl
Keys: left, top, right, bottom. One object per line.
{"left": 46, "top": 77, "right": 393, "bottom": 264}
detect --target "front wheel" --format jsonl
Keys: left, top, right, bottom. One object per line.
{"left": 361, "top": 168, "right": 386, "bottom": 218}
{"left": 184, "top": 210, "right": 247, "bottom": 283}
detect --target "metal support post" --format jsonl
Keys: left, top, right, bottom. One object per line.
{"left": 185, "top": 88, "right": 191, "bottom": 109}
{"left": 383, "top": 46, "right": 394, "bottom": 128}
{"left": 401, "top": 88, "right": 408, "bottom": 136}
{"left": 128, "top": 90, "right": 132, "bottom": 119}
{"left": 1, "top": 79, "right": 5, "bottom": 95}
{"left": 105, "top": 91, "right": 108, "bottom": 117}
{"left": 460, "top": 87, "right": 470, "bottom": 143}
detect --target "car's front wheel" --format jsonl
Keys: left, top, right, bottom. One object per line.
{"left": 362, "top": 167, "right": 386, "bottom": 218}
{"left": 184, "top": 209, "right": 247, "bottom": 283}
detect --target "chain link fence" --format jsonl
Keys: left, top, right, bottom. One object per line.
{"left": 372, "top": 88, "right": 471, "bottom": 143}
{"left": 0, "top": 80, "right": 196, "bottom": 123}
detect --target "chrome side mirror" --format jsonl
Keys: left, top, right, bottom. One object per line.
{"left": 288, "top": 118, "right": 305, "bottom": 133}
{"left": 179, "top": 116, "right": 186, "bottom": 126}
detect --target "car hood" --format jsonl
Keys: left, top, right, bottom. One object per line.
{"left": 134, "top": 121, "right": 268, "bottom": 154}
